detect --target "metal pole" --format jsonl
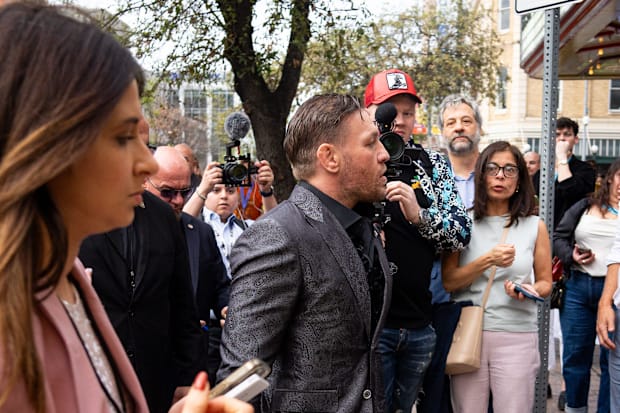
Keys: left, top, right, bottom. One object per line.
{"left": 534, "top": 7, "right": 560, "bottom": 413}
{"left": 582, "top": 79, "right": 590, "bottom": 161}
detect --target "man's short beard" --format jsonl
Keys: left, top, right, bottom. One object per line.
{"left": 448, "top": 132, "right": 480, "bottom": 156}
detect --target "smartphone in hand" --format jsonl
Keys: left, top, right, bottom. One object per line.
{"left": 513, "top": 283, "right": 544, "bottom": 302}
{"left": 210, "top": 358, "right": 271, "bottom": 402}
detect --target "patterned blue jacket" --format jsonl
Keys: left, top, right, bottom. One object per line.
{"left": 414, "top": 147, "right": 471, "bottom": 251}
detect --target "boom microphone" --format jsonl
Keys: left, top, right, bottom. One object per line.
{"left": 224, "top": 112, "right": 251, "bottom": 141}
{"left": 375, "top": 102, "right": 397, "bottom": 132}
{"left": 375, "top": 102, "right": 404, "bottom": 161}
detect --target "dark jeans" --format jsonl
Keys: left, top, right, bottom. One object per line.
{"left": 378, "top": 325, "right": 436, "bottom": 412}
{"left": 560, "top": 270, "right": 610, "bottom": 413}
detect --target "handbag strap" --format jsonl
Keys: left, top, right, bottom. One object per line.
{"left": 481, "top": 222, "right": 510, "bottom": 309}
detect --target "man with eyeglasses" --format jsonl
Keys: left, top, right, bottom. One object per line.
{"left": 79, "top": 121, "right": 204, "bottom": 413}
{"left": 145, "top": 147, "right": 230, "bottom": 388}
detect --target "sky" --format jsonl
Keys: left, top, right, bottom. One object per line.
{"left": 55, "top": 0, "right": 402, "bottom": 71}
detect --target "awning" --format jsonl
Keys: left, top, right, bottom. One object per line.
{"left": 520, "top": 0, "right": 620, "bottom": 78}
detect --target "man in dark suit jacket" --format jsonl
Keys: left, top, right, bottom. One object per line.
{"left": 145, "top": 146, "right": 230, "bottom": 324}
{"left": 180, "top": 212, "right": 229, "bottom": 322}
{"left": 218, "top": 94, "right": 393, "bottom": 412}
{"left": 79, "top": 190, "right": 204, "bottom": 413}
{"left": 145, "top": 146, "right": 231, "bottom": 388}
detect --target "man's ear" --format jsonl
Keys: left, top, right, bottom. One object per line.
{"left": 316, "top": 143, "right": 341, "bottom": 174}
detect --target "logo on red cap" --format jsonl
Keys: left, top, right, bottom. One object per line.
{"left": 364, "top": 69, "right": 422, "bottom": 108}
{"left": 386, "top": 72, "right": 409, "bottom": 91}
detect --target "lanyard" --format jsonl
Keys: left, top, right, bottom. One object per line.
{"left": 239, "top": 183, "right": 254, "bottom": 210}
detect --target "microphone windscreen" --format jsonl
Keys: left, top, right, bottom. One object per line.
{"left": 375, "top": 102, "right": 397, "bottom": 125}
{"left": 224, "top": 112, "right": 251, "bottom": 141}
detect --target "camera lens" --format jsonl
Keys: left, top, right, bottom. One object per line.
{"left": 380, "top": 132, "right": 405, "bottom": 161}
{"left": 223, "top": 162, "right": 248, "bottom": 184}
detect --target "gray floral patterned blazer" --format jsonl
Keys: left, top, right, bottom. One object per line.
{"left": 218, "top": 184, "right": 392, "bottom": 412}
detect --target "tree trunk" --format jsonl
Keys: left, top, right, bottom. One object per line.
{"left": 246, "top": 106, "right": 296, "bottom": 202}
{"left": 218, "top": 0, "right": 311, "bottom": 201}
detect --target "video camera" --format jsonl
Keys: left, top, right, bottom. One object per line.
{"left": 375, "top": 103, "right": 425, "bottom": 180}
{"left": 220, "top": 112, "right": 257, "bottom": 187}
{"left": 375, "top": 102, "right": 432, "bottom": 209}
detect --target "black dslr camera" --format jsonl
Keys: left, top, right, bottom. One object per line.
{"left": 220, "top": 141, "right": 258, "bottom": 187}
{"left": 375, "top": 102, "right": 432, "bottom": 208}
{"left": 220, "top": 111, "right": 257, "bottom": 187}
{"left": 375, "top": 102, "right": 420, "bottom": 180}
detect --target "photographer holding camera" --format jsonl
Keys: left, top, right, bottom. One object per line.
{"left": 184, "top": 159, "right": 276, "bottom": 230}
{"left": 184, "top": 112, "right": 277, "bottom": 226}
{"left": 364, "top": 69, "right": 471, "bottom": 413}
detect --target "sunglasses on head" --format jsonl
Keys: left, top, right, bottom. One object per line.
{"left": 147, "top": 178, "right": 192, "bottom": 200}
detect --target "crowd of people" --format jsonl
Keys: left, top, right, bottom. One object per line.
{"left": 2, "top": 2, "right": 620, "bottom": 413}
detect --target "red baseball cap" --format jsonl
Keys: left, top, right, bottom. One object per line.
{"left": 364, "top": 69, "right": 422, "bottom": 108}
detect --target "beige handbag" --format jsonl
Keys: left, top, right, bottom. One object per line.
{"left": 445, "top": 224, "right": 510, "bottom": 375}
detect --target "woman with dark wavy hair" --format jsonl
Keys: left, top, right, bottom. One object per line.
{"left": 442, "top": 141, "right": 552, "bottom": 412}
{"left": 554, "top": 158, "right": 620, "bottom": 413}
{"left": 0, "top": 3, "right": 252, "bottom": 413}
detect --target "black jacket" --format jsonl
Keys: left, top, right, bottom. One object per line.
{"left": 79, "top": 191, "right": 203, "bottom": 413}
{"left": 553, "top": 157, "right": 595, "bottom": 227}
{"left": 180, "top": 212, "right": 230, "bottom": 322}
{"left": 553, "top": 197, "right": 590, "bottom": 268}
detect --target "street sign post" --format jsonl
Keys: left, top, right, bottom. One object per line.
{"left": 515, "top": 0, "right": 583, "bottom": 14}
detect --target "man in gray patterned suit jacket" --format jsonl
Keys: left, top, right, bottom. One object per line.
{"left": 218, "top": 94, "right": 393, "bottom": 412}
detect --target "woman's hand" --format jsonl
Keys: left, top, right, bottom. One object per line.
{"left": 170, "top": 372, "right": 254, "bottom": 413}
{"left": 572, "top": 244, "right": 595, "bottom": 266}
{"left": 489, "top": 243, "right": 515, "bottom": 268}
{"left": 597, "top": 305, "right": 617, "bottom": 350}
{"left": 504, "top": 280, "right": 540, "bottom": 302}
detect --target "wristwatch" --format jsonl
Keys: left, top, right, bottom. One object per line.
{"left": 259, "top": 186, "right": 274, "bottom": 197}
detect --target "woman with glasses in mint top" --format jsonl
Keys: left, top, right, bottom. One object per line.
{"left": 442, "top": 141, "right": 552, "bottom": 413}
{"left": 553, "top": 158, "right": 620, "bottom": 413}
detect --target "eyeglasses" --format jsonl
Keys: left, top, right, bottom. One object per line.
{"left": 147, "top": 178, "right": 192, "bottom": 200}
{"left": 485, "top": 162, "right": 519, "bottom": 178}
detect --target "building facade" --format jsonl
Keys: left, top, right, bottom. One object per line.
{"left": 481, "top": 0, "right": 620, "bottom": 169}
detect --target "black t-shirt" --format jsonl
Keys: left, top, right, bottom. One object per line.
{"left": 384, "top": 164, "right": 435, "bottom": 329}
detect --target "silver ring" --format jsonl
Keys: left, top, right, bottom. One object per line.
{"left": 582, "top": 259, "right": 586, "bottom": 264}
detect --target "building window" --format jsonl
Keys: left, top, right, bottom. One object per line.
{"left": 496, "top": 67, "right": 507, "bottom": 110}
{"left": 499, "top": 0, "right": 510, "bottom": 31}
{"left": 165, "top": 89, "right": 179, "bottom": 108}
{"left": 212, "top": 89, "right": 235, "bottom": 113}
{"left": 183, "top": 89, "right": 208, "bottom": 122}
{"left": 610, "top": 79, "right": 620, "bottom": 111}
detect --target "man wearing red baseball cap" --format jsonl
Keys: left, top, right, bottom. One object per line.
{"left": 365, "top": 69, "right": 471, "bottom": 413}
{"left": 364, "top": 69, "right": 422, "bottom": 108}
